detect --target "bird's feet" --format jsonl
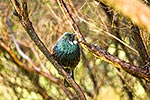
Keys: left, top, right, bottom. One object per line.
{"left": 65, "top": 68, "right": 73, "bottom": 79}
{"left": 58, "top": 68, "right": 63, "bottom": 76}
{"left": 64, "top": 79, "right": 71, "bottom": 87}
{"left": 64, "top": 68, "right": 74, "bottom": 87}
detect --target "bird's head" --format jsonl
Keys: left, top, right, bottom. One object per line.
{"left": 61, "top": 32, "right": 78, "bottom": 45}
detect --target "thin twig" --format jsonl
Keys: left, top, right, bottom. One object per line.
{"left": 6, "top": 18, "right": 33, "bottom": 64}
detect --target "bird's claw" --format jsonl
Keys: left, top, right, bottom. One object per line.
{"left": 64, "top": 79, "right": 71, "bottom": 87}
{"left": 65, "top": 68, "right": 73, "bottom": 79}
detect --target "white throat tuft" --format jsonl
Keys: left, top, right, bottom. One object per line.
{"left": 68, "top": 40, "right": 77, "bottom": 45}
{"left": 73, "top": 40, "right": 78, "bottom": 44}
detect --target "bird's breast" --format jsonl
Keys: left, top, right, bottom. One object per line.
{"left": 55, "top": 41, "right": 80, "bottom": 68}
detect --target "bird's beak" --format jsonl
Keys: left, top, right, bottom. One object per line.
{"left": 73, "top": 34, "right": 76, "bottom": 37}
{"left": 73, "top": 34, "right": 77, "bottom": 40}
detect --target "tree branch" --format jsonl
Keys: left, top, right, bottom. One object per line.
{"left": 10, "top": 0, "right": 86, "bottom": 99}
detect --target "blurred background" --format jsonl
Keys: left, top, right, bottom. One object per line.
{"left": 0, "top": 0, "right": 150, "bottom": 100}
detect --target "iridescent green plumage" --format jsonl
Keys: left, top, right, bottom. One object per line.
{"left": 52, "top": 32, "right": 80, "bottom": 86}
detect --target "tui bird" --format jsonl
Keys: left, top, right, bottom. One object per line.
{"left": 52, "top": 32, "right": 80, "bottom": 87}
